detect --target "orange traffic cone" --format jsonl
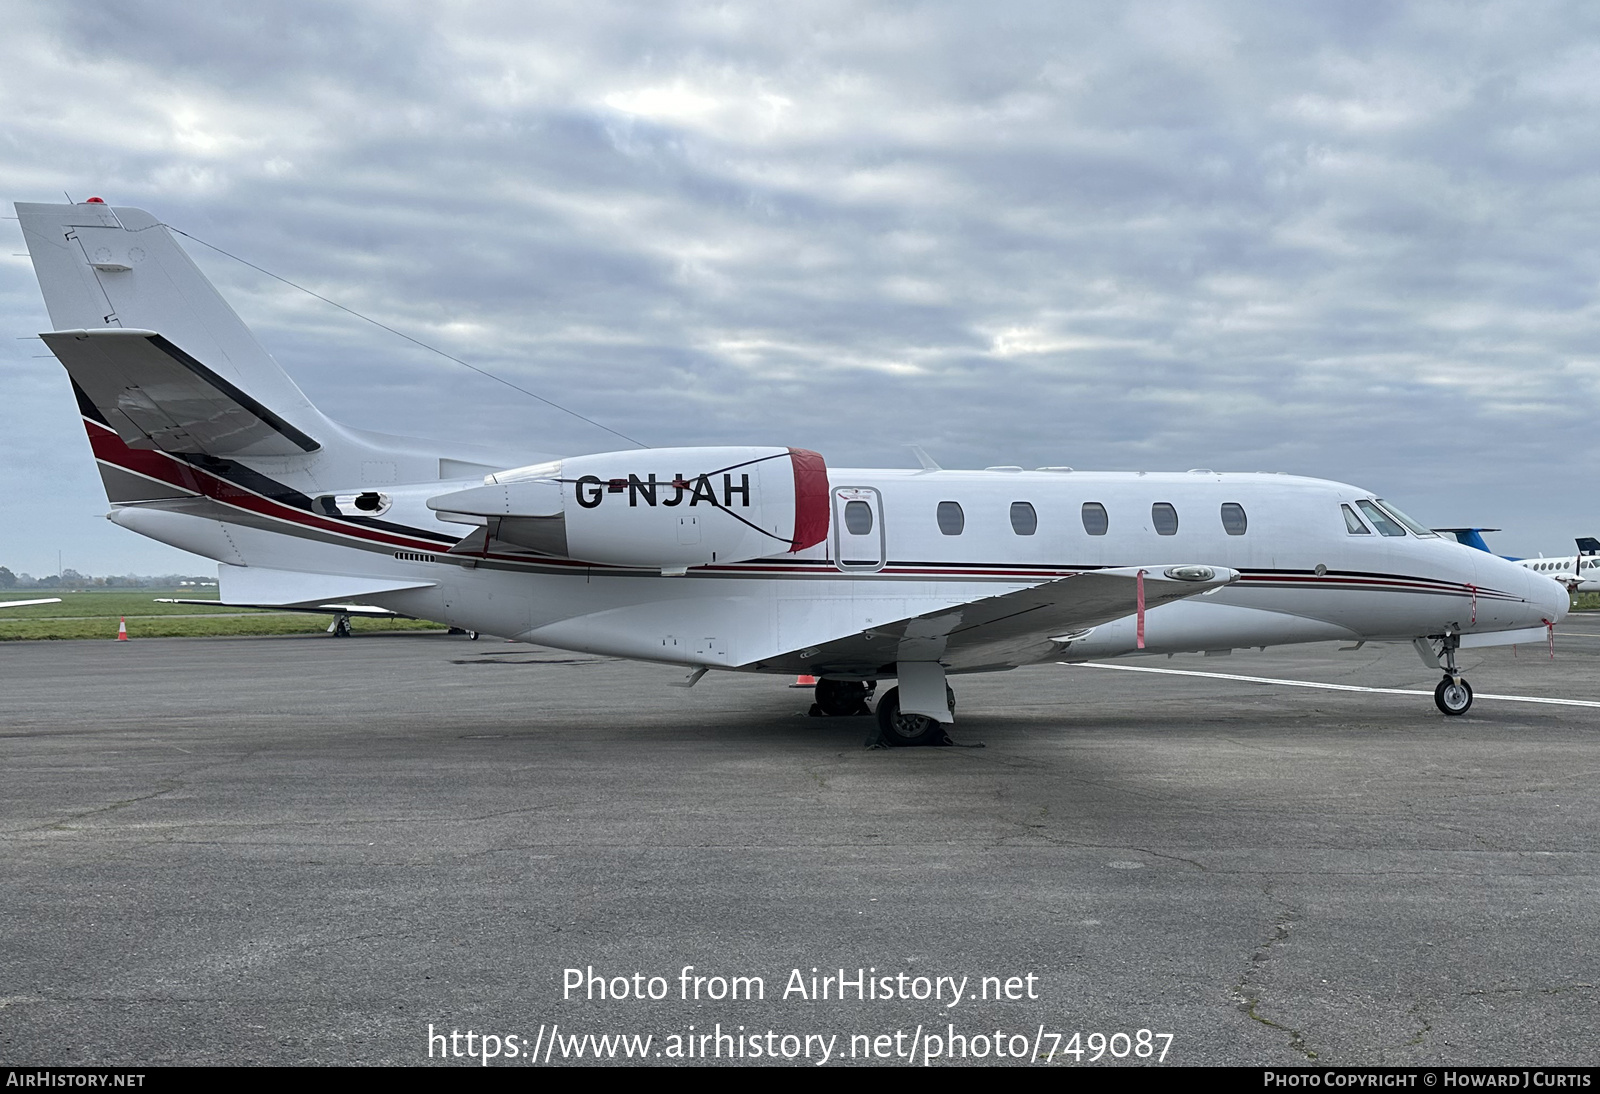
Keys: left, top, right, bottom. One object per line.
{"left": 790, "top": 674, "right": 817, "bottom": 689}
{"left": 116, "top": 617, "right": 128, "bottom": 641}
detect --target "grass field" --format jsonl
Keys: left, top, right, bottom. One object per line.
{"left": 4, "top": 585, "right": 1594, "bottom": 642}
{"left": 0, "top": 588, "right": 446, "bottom": 641}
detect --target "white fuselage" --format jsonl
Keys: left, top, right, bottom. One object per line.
{"left": 104, "top": 453, "right": 1565, "bottom": 675}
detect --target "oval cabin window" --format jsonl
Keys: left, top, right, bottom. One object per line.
{"left": 1220, "top": 502, "right": 1247, "bottom": 535}
{"left": 844, "top": 500, "right": 874, "bottom": 535}
{"left": 1081, "top": 502, "right": 1108, "bottom": 536}
{"left": 1010, "top": 501, "right": 1037, "bottom": 536}
{"left": 1152, "top": 502, "right": 1178, "bottom": 535}
{"left": 937, "top": 501, "right": 965, "bottom": 535}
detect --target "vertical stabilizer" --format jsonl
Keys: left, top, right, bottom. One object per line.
{"left": 16, "top": 200, "right": 327, "bottom": 441}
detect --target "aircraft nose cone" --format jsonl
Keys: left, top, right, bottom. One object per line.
{"left": 1532, "top": 570, "right": 1570, "bottom": 627}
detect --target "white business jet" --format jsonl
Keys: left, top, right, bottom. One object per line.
{"left": 14, "top": 200, "right": 1564, "bottom": 737}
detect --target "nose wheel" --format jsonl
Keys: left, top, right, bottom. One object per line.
{"left": 1432, "top": 632, "right": 1472, "bottom": 715}
{"left": 1434, "top": 676, "right": 1473, "bottom": 715}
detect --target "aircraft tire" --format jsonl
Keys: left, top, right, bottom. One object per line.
{"left": 1434, "top": 676, "right": 1473, "bottom": 716}
{"left": 816, "top": 678, "right": 870, "bottom": 717}
{"left": 875, "top": 687, "right": 946, "bottom": 746}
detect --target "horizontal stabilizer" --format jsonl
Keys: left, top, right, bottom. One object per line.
{"left": 155, "top": 597, "right": 401, "bottom": 618}
{"left": 217, "top": 565, "right": 433, "bottom": 607}
{"left": 41, "top": 328, "right": 319, "bottom": 457}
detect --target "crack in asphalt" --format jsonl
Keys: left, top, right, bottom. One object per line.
{"left": 1229, "top": 890, "right": 1318, "bottom": 1060}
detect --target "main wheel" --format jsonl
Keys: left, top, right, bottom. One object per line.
{"left": 1434, "top": 676, "right": 1473, "bottom": 716}
{"left": 815, "top": 678, "right": 870, "bottom": 717}
{"left": 874, "top": 686, "right": 945, "bottom": 746}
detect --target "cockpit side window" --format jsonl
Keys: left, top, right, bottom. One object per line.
{"left": 1355, "top": 499, "right": 1406, "bottom": 537}
{"left": 1343, "top": 504, "right": 1371, "bottom": 535}
{"left": 1373, "top": 499, "right": 1438, "bottom": 538}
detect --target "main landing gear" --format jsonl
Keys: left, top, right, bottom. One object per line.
{"left": 328, "top": 613, "right": 352, "bottom": 638}
{"left": 811, "top": 678, "right": 874, "bottom": 717}
{"left": 1433, "top": 633, "right": 1473, "bottom": 716}
{"left": 873, "top": 685, "right": 957, "bottom": 747}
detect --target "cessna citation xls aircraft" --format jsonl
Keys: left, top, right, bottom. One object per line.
{"left": 15, "top": 200, "right": 1566, "bottom": 739}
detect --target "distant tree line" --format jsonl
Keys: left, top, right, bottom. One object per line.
{"left": 0, "top": 567, "right": 215, "bottom": 590}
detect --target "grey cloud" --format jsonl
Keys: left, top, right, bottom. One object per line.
{"left": 4, "top": 0, "right": 1600, "bottom": 573}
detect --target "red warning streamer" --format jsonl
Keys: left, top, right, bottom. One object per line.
{"left": 1136, "top": 569, "right": 1147, "bottom": 650}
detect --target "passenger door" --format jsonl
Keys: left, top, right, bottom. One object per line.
{"left": 831, "top": 487, "right": 885, "bottom": 572}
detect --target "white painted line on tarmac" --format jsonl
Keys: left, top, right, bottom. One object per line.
{"left": 1064, "top": 662, "right": 1600, "bottom": 709}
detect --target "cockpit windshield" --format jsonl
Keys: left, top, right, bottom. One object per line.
{"left": 1355, "top": 499, "right": 1406, "bottom": 537}
{"left": 1373, "top": 500, "right": 1438, "bottom": 538}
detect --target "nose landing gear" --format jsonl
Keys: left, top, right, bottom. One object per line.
{"left": 1433, "top": 632, "right": 1473, "bottom": 716}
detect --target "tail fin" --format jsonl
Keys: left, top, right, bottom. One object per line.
{"left": 16, "top": 200, "right": 328, "bottom": 445}
{"left": 19, "top": 199, "right": 527, "bottom": 521}
{"left": 1433, "top": 527, "right": 1500, "bottom": 553}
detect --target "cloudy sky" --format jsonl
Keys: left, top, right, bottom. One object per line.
{"left": 4, "top": 0, "right": 1600, "bottom": 575}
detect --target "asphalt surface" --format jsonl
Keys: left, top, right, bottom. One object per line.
{"left": 2, "top": 619, "right": 1598, "bottom": 1067}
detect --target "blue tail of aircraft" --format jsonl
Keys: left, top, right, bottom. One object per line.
{"left": 1432, "top": 527, "right": 1515, "bottom": 558}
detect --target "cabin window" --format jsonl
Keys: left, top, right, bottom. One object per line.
{"left": 844, "top": 500, "right": 874, "bottom": 535}
{"left": 1220, "top": 502, "right": 1247, "bottom": 535}
{"left": 1081, "top": 502, "right": 1108, "bottom": 536}
{"left": 1010, "top": 501, "right": 1037, "bottom": 536}
{"left": 1152, "top": 502, "right": 1178, "bottom": 536}
{"left": 937, "top": 501, "right": 965, "bottom": 535}
{"left": 1342, "top": 504, "right": 1370, "bottom": 534}
{"left": 1355, "top": 499, "right": 1406, "bottom": 537}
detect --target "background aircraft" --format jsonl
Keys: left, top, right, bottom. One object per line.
{"left": 1437, "top": 529, "right": 1600, "bottom": 595}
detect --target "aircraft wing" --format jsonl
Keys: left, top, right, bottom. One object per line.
{"left": 40, "top": 328, "right": 319, "bottom": 457}
{"left": 0, "top": 598, "right": 63, "bottom": 609}
{"left": 523, "top": 564, "right": 1237, "bottom": 674}
{"left": 756, "top": 565, "right": 1239, "bottom": 676}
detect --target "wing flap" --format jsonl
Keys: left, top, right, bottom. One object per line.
{"left": 759, "top": 565, "right": 1240, "bottom": 675}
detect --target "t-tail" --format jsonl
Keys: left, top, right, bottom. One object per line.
{"left": 15, "top": 199, "right": 527, "bottom": 576}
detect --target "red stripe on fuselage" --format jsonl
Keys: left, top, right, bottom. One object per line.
{"left": 85, "top": 418, "right": 451, "bottom": 554}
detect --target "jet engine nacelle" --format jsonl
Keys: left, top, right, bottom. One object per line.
{"left": 427, "top": 446, "right": 830, "bottom": 569}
